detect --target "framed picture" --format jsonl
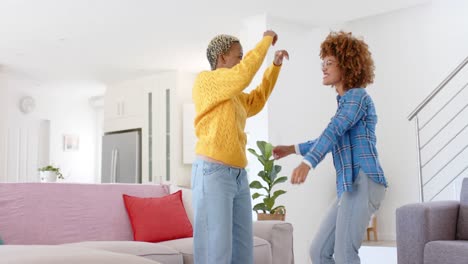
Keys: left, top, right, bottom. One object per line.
{"left": 63, "top": 134, "right": 79, "bottom": 152}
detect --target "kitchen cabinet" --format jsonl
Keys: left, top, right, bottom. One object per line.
{"left": 103, "top": 79, "right": 145, "bottom": 132}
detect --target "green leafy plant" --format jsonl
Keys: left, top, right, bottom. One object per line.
{"left": 248, "top": 140, "right": 287, "bottom": 214}
{"left": 38, "top": 165, "right": 64, "bottom": 179}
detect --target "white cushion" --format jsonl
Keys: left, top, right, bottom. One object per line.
{"left": 65, "top": 241, "right": 183, "bottom": 264}
{"left": 158, "top": 236, "right": 272, "bottom": 264}
{"left": 0, "top": 245, "right": 160, "bottom": 264}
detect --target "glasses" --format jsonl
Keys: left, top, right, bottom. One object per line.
{"left": 321, "top": 60, "right": 337, "bottom": 69}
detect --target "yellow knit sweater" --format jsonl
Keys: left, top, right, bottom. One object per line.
{"left": 193, "top": 36, "right": 281, "bottom": 168}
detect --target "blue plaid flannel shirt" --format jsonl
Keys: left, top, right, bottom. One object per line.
{"left": 297, "top": 88, "right": 387, "bottom": 197}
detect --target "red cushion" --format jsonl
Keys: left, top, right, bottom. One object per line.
{"left": 123, "top": 190, "right": 193, "bottom": 242}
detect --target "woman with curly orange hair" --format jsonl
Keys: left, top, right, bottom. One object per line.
{"left": 273, "top": 31, "right": 388, "bottom": 263}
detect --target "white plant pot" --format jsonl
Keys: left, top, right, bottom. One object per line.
{"left": 39, "top": 171, "right": 57, "bottom": 183}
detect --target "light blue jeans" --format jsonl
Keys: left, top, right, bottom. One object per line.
{"left": 191, "top": 158, "right": 253, "bottom": 264}
{"left": 310, "top": 170, "right": 386, "bottom": 264}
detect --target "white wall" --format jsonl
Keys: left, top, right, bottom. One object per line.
{"left": 239, "top": 15, "right": 271, "bottom": 195}
{"left": 91, "top": 102, "right": 104, "bottom": 183}
{"left": 0, "top": 75, "right": 8, "bottom": 180}
{"left": 266, "top": 0, "right": 468, "bottom": 262}
{"left": 3, "top": 79, "right": 103, "bottom": 183}
{"left": 39, "top": 92, "right": 98, "bottom": 183}
{"left": 173, "top": 71, "right": 197, "bottom": 187}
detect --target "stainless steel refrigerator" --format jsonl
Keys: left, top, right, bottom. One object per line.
{"left": 101, "top": 130, "right": 141, "bottom": 183}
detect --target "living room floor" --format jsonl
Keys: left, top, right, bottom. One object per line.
{"left": 361, "top": 240, "right": 397, "bottom": 264}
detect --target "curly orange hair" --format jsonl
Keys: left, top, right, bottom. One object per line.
{"left": 320, "top": 31, "right": 375, "bottom": 90}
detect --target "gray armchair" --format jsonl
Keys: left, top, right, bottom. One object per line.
{"left": 396, "top": 178, "right": 468, "bottom": 264}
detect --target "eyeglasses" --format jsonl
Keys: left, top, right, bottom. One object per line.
{"left": 321, "top": 60, "right": 337, "bottom": 69}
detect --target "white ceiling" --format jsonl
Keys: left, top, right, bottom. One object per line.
{"left": 0, "top": 0, "right": 430, "bottom": 87}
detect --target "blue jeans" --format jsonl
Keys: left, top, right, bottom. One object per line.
{"left": 191, "top": 158, "right": 253, "bottom": 264}
{"left": 310, "top": 170, "right": 386, "bottom": 264}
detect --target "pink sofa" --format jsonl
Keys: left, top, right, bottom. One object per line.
{"left": 0, "top": 183, "right": 294, "bottom": 264}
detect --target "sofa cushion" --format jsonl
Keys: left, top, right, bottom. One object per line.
{"left": 158, "top": 238, "right": 194, "bottom": 264}
{"left": 123, "top": 190, "right": 193, "bottom": 242}
{"left": 65, "top": 241, "right": 183, "bottom": 264}
{"left": 158, "top": 236, "right": 272, "bottom": 264}
{"left": 424, "top": 240, "right": 468, "bottom": 264}
{"left": 253, "top": 236, "right": 273, "bottom": 264}
{"left": 253, "top": 221, "right": 294, "bottom": 264}
{"left": 0, "top": 245, "right": 160, "bottom": 264}
{"left": 457, "top": 178, "right": 468, "bottom": 240}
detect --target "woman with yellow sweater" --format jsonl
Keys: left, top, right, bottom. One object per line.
{"left": 191, "top": 31, "right": 289, "bottom": 264}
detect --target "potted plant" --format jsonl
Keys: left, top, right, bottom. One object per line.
{"left": 38, "top": 165, "right": 64, "bottom": 182}
{"left": 248, "top": 140, "right": 288, "bottom": 221}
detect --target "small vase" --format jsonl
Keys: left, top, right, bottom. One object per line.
{"left": 39, "top": 171, "right": 57, "bottom": 183}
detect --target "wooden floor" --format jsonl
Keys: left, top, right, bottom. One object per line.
{"left": 362, "top": 240, "right": 396, "bottom": 247}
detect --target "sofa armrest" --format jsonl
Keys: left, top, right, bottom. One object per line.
{"left": 396, "top": 201, "right": 459, "bottom": 264}
{"left": 253, "top": 220, "right": 294, "bottom": 264}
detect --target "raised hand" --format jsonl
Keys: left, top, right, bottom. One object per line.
{"left": 272, "top": 145, "right": 295, "bottom": 160}
{"left": 273, "top": 50, "right": 289, "bottom": 66}
{"left": 291, "top": 162, "right": 311, "bottom": 184}
{"left": 263, "top": 30, "right": 278, "bottom": 46}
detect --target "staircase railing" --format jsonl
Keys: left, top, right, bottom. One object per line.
{"left": 408, "top": 56, "right": 468, "bottom": 202}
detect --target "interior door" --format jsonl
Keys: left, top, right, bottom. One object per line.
{"left": 4, "top": 119, "right": 49, "bottom": 182}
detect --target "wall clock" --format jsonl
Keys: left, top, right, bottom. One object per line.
{"left": 19, "top": 96, "right": 36, "bottom": 114}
